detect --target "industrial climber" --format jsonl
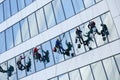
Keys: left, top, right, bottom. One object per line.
{"left": 41, "top": 49, "right": 50, "bottom": 63}
{"left": 100, "top": 24, "right": 109, "bottom": 41}
{"left": 25, "top": 58, "right": 31, "bottom": 72}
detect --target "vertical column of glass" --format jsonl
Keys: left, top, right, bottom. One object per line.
{"left": 0, "top": 3, "right": 4, "bottom": 23}
{"left": 59, "top": 73, "right": 70, "bottom": 80}
{"left": 0, "top": 32, "right": 6, "bottom": 54}
{"left": 101, "top": 12, "right": 119, "bottom": 42}
{"left": 27, "top": 13, "right": 38, "bottom": 37}
{"left": 8, "top": 58, "right": 17, "bottom": 80}
{"left": 5, "top": 27, "right": 14, "bottom": 50}
{"left": 25, "top": 0, "right": 33, "bottom": 6}
{"left": 12, "top": 22, "right": 22, "bottom": 46}
{"left": 20, "top": 18, "right": 30, "bottom": 42}
{"left": 0, "top": 62, "right": 8, "bottom": 80}
{"left": 24, "top": 50, "right": 35, "bottom": 76}
{"left": 51, "top": 37, "right": 65, "bottom": 64}
{"left": 42, "top": 41, "right": 55, "bottom": 68}
{"left": 3, "top": 0, "right": 11, "bottom": 20}
{"left": 71, "top": 0, "right": 85, "bottom": 14}
{"left": 35, "top": 8, "right": 47, "bottom": 33}
{"left": 9, "top": 0, "right": 18, "bottom": 15}
{"left": 114, "top": 54, "right": 120, "bottom": 74}
{"left": 61, "top": 0, "right": 75, "bottom": 19}
{"left": 83, "top": 0, "right": 95, "bottom": 8}
{"left": 33, "top": 46, "right": 45, "bottom": 72}
{"left": 102, "top": 57, "right": 120, "bottom": 80}
{"left": 44, "top": 3, "right": 56, "bottom": 29}
{"left": 52, "top": 0, "right": 65, "bottom": 24}
{"left": 17, "top": 0, "right": 25, "bottom": 11}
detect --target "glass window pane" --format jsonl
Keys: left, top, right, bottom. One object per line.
{"left": 69, "top": 70, "right": 81, "bottom": 80}
{"left": 115, "top": 54, "right": 120, "bottom": 73}
{"left": 5, "top": 27, "right": 14, "bottom": 50}
{"left": 51, "top": 37, "right": 65, "bottom": 63}
{"left": 0, "top": 4, "right": 4, "bottom": 23}
{"left": 84, "top": 0, "right": 95, "bottom": 8}
{"left": 70, "top": 27, "right": 85, "bottom": 55}
{"left": 91, "top": 61, "right": 107, "bottom": 80}
{"left": 61, "top": 0, "right": 75, "bottom": 18}
{"left": 33, "top": 46, "right": 45, "bottom": 71}
{"left": 4, "top": 0, "right": 11, "bottom": 19}
{"left": 28, "top": 13, "right": 38, "bottom": 37}
{"left": 16, "top": 54, "right": 26, "bottom": 79}
{"left": 10, "top": 0, "right": 18, "bottom": 15}
{"left": 20, "top": 18, "right": 30, "bottom": 41}
{"left": 18, "top": 0, "right": 25, "bottom": 10}
{"left": 8, "top": 58, "right": 17, "bottom": 80}
{"left": 101, "top": 12, "right": 119, "bottom": 42}
{"left": 0, "top": 32, "right": 6, "bottom": 53}
{"left": 42, "top": 41, "right": 54, "bottom": 67}
{"left": 60, "top": 32, "right": 75, "bottom": 59}
{"left": 44, "top": 3, "right": 56, "bottom": 28}
{"left": 59, "top": 73, "right": 69, "bottom": 80}
{"left": 25, "top": 0, "right": 32, "bottom": 6}
{"left": 103, "top": 57, "right": 120, "bottom": 80}
{"left": 52, "top": 0, "right": 65, "bottom": 23}
{"left": 92, "top": 18, "right": 106, "bottom": 46}
{"left": 80, "top": 66, "right": 94, "bottom": 80}
{"left": 36, "top": 8, "right": 47, "bottom": 33}
{"left": 24, "top": 50, "right": 35, "bottom": 75}
{"left": 13, "top": 23, "right": 22, "bottom": 46}
{"left": 72, "top": 0, "right": 84, "bottom": 13}
{"left": 0, "top": 62, "right": 8, "bottom": 80}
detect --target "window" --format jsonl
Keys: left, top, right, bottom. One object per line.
{"left": 20, "top": 18, "right": 30, "bottom": 41}
{"left": 16, "top": 54, "right": 26, "bottom": 79}
{"left": 8, "top": 58, "right": 17, "bottom": 80}
{"left": 103, "top": 57, "right": 120, "bottom": 80}
{"left": 5, "top": 27, "right": 14, "bottom": 50}
{"left": 115, "top": 54, "right": 120, "bottom": 73}
{"left": 34, "top": 46, "right": 45, "bottom": 72}
{"left": 44, "top": 3, "right": 56, "bottom": 28}
{"left": 61, "top": 0, "right": 75, "bottom": 18}
{"left": 0, "top": 62, "right": 8, "bottom": 80}
{"left": 52, "top": 0, "right": 65, "bottom": 23}
{"left": 69, "top": 69, "right": 81, "bottom": 80}
{"left": 83, "top": 0, "right": 95, "bottom": 8}
{"left": 42, "top": 41, "right": 55, "bottom": 67}
{"left": 13, "top": 22, "right": 22, "bottom": 46}
{"left": 80, "top": 66, "right": 94, "bottom": 80}
{"left": 18, "top": 0, "right": 25, "bottom": 10}
{"left": 91, "top": 61, "right": 107, "bottom": 80}
{"left": 59, "top": 73, "right": 69, "bottom": 80}
{"left": 10, "top": 0, "right": 18, "bottom": 15}
{"left": 28, "top": 13, "right": 38, "bottom": 37}
{"left": 4, "top": 0, "right": 11, "bottom": 19}
{"left": 36, "top": 8, "right": 47, "bottom": 33}
{"left": 24, "top": 50, "right": 35, "bottom": 75}
{"left": 72, "top": 0, "right": 84, "bottom": 13}
{"left": 0, "top": 4, "right": 4, "bottom": 23}
{"left": 25, "top": 0, "right": 33, "bottom": 6}
{"left": 51, "top": 37, "right": 65, "bottom": 63}
{"left": 101, "top": 12, "right": 119, "bottom": 42}
{"left": 0, "top": 32, "right": 6, "bottom": 53}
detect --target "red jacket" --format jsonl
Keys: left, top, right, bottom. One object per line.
{"left": 34, "top": 47, "right": 39, "bottom": 53}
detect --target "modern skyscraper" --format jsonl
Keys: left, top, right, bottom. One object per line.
{"left": 0, "top": 0, "right": 120, "bottom": 80}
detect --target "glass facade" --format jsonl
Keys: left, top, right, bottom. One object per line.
{"left": 49, "top": 54, "right": 120, "bottom": 80}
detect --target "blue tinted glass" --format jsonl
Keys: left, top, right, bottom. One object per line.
{"left": 52, "top": 0, "right": 65, "bottom": 23}
{"left": 0, "top": 4, "right": 4, "bottom": 23}
{"left": 25, "top": 0, "right": 33, "bottom": 6}
{"left": 36, "top": 9, "right": 47, "bottom": 33}
{"left": 13, "top": 23, "right": 22, "bottom": 46}
{"left": 0, "top": 32, "right": 6, "bottom": 53}
{"left": 44, "top": 3, "right": 56, "bottom": 28}
{"left": 20, "top": 18, "right": 30, "bottom": 41}
{"left": 84, "top": 0, "right": 95, "bottom": 8}
{"left": 72, "top": 0, "right": 84, "bottom": 13}
{"left": 4, "top": 0, "right": 11, "bottom": 19}
{"left": 18, "top": 0, "right": 25, "bottom": 10}
{"left": 61, "top": 0, "right": 75, "bottom": 18}
{"left": 5, "top": 27, "right": 14, "bottom": 50}
{"left": 10, "top": 0, "right": 18, "bottom": 15}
